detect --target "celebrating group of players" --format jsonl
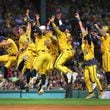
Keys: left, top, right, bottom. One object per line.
{"left": 0, "top": 10, "right": 110, "bottom": 99}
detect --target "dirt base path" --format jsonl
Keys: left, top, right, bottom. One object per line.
{"left": 0, "top": 105, "right": 110, "bottom": 110}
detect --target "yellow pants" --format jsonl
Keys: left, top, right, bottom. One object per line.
{"left": 16, "top": 51, "right": 26, "bottom": 69}
{"left": 24, "top": 50, "right": 36, "bottom": 69}
{"left": 0, "top": 54, "right": 16, "bottom": 68}
{"left": 33, "top": 51, "right": 51, "bottom": 75}
{"left": 84, "top": 65, "right": 102, "bottom": 93}
{"left": 20, "top": 49, "right": 36, "bottom": 74}
{"left": 102, "top": 52, "right": 110, "bottom": 72}
{"left": 54, "top": 49, "right": 74, "bottom": 74}
{"left": 22, "top": 66, "right": 26, "bottom": 75}
{"left": 47, "top": 54, "right": 57, "bottom": 71}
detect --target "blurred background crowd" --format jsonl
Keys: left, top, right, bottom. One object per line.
{"left": 0, "top": 0, "right": 110, "bottom": 91}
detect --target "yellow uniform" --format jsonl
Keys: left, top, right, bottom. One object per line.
{"left": 17, "top": 27, "right": 31, "bottom": 70}
{"left": 22, "top": 40, "right": 37, "bottom": 88}
{"left": 52, "top": 23, "right": 75, "bottom": 74}
{"left": 23, "top": 41, "right": 36, "bottom": 70}
{"left": 33, "top": 35, "right": 51, "bottom": 75}
{"left": 45, "top": 32, "right": 59, "bottom": 71}
{"left": 18, "top": 27, "right": 37, "bottom": 88}
{"left": 101, "top": 33, "right": 110, "bottom": 72}
{"left": 0, "top": 38, "right": 18, "bottom": 68}
{"left": 100, "top": 33, "right": 110, "bottom": 87}
{"left": 82, "top": 38, "right": 102, "bottom": 93}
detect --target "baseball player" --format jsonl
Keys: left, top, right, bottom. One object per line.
{"left": 45, "top": 23, "right": 59, "bottom": 71}
{"left": 16, "top": 22, "right": 31, "bottom": 72}
{"left": 49, "top": 16, "right": 78, "bottom": 98}
{"left": 49, "top": 16, "right": 78, "bottom": 84}
{"left": 75, "top": 13, "right": 103, "bottom": 99}
{"left": 95, "top": 24, "right": 110, "bottom": 89}
{"left": 0, "top": 36, "right": 18, "bottom": 81}
{"left": 30, "top": 26, "right": 52, "bottom": 95}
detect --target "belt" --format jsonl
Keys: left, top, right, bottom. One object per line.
{"left": 28, "top": 49, "right": 32, "bottom": 51}
{"left": 67, "top": 49, "right": 72, "bottom": 51}
{"left": 10, "top": 54, "right": 16, "bottom": 56}
{"left": 63, "top": 48, "right": 73, "bottom": 51}
{"left": 37, "top": 50, "right": 47, "bottom": 52}
{"left": 28, "top": 49, "right": 36, "bottom": 53}
{"left": 84, "top": 58, "right": 97, "bottom": 66}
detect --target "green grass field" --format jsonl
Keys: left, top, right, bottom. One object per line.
{"left": 0, "top": 99, "right": 110, "bottom": 105}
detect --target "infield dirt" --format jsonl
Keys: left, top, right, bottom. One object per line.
{"left": 0, "top": 105, "right": 110, "bottom": 110}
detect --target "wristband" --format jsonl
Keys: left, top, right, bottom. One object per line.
{"left": 77, "top": 19, "right": 81, "bottom": 22}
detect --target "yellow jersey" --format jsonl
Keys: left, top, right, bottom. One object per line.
{"left": 35, "top": 35, "right": 50, "bottom": 52}
{"left": 5, "top": 38, "right": 18, "bottom": 55}
{"left": 82, "top": 42, "right": 94, "bottom": 61}
{"left": 45, "top": 31, "right": 59, "bottom": 55}
{"left": 52, "top": 23, "right": 73, "bottom": 51}
{"left": 65, "top": 32, "right": 73, "bottom": 48}
{"left": 101, "top": 33, "right": 110, "bottom": 53}
{"left": 27, "top": 40, "right": 36, "bottom": 55}
{"left": 19, "top": 28, "right": 31, "bottom": 50}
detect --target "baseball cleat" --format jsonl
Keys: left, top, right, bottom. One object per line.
{"left": 72, "top": 72, "right": 78, "bottom": 83}
{"left": 38, "top": 88, "right": 44, "bottom": 95}
{"left": 85, "top": 93, "right": 95, "bottom": 99}
{"left": 92, "top": 83, "right": 97, "bottom": 90}
{"left": 38, "top": 85, "right": 46, "bottom": 95}
{"left": 107, "top": 84, "right": 110, "bottom": 90}
{"left": 98, "top": 91, "right": 104, "bottom": 99}
{"left": 29, "top": 76, "right": 38, "bottom": 86}
{"left": 66, "top": 73, "right": 72, "bottom": 83}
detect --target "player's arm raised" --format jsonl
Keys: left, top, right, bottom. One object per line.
{"left": 94, "top": 24, "right": 106, "bottom": 36}
{"left": 49, "top": 15, "right": 62, "bottom": 35}
{"left": 75, "top": 13, "right": 88, "bottom": 42}
{"left": 75, "top": 13, "right": 86, "bottom": 34}
{"left": 26, "top": 22, "right": 32, "bottom": 41}
{"left": 35, "top": 13, "right": 40, "bottom": 27}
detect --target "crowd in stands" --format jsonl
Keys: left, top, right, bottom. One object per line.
{"left": 0, "top": 0, "right": 110, "bottom": 91}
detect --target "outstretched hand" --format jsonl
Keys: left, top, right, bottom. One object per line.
{"left": 35, "top": 14, "right": 40, "bottom": 20}
{"left": 74, "top": 13, "right": 80, "bottom": 20}
{"left": 26, "top": 9, "right": 30, "bottom": 17}
{"left": 49, "top": 15, "right": 55, "bottom": 23}
{"left": 94, "top": 24, "right": 99, "bottom": 29}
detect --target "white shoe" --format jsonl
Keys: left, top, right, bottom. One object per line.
{"left": 92, "top": 83, "right": 97, "bottom": 90}
{"left": 38, "top": 88, "right": 44, "bottom": 95}
{"left": 29, "top": 75, "right": 38, "bottom": 86}
{"left": 98, "top": 91, "right": 104, "bottom": 99}
{"left": 66, "top": 73, "right": 72, "bottom": 83}
{"left": 85, "top": 93, "right": 95, "bottom": 99}
{"left": 38, "top": 85, "right": 46, "bottom": 95}
{"left": 72, "top": 72, "right": 78, "bottom": 83}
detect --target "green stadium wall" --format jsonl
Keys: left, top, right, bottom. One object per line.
{"left": 0, "top": 90, "right": 99, "bottom": 99}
